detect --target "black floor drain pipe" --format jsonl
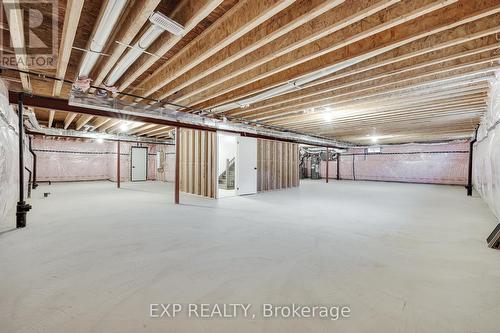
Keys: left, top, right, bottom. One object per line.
{"left": 28, "top": 136, "right": 38, "bottom": 189}
{"left": 466, "top": 127, "right": 478, "bottom": 197}
{"left": 16, "top": 93, "right": 32, "bottom": 228}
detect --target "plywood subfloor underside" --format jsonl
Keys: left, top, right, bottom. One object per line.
{"left": 0, "top": 180, "right": 499, "bottom": 332}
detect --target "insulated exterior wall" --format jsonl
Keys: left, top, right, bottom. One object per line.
{"left": 320, "top": 143, "right": 469, "bottom": 185}
{"left": 156, "top": 145, "right": 176, "bottom": 182}
{"left": 108, "top": 142, "right": 159, "bottom": 182}
{"left": 179, "top": 128, "right": 216, "bottom": 198}
{"left": 257, "top": 139, "right": 299, "bottom": 192}
{"left": 473, "top": 76, "right": 500, "bottom": 219}
{"left": 34, "top": 137, "right": 111, "bottom": 181}
{"left": 32, "top": 136, "right": 171, "bottom": 182}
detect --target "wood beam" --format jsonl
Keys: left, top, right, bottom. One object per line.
{"left": 64, "top": 112, "right": 77, "bottom": 129}
{"left": 75, "top": 115, "right": 94, "bottom": 130}
{"left": 316, "top": 116, "right": 482, "bottom": 135}
{"left": 260, "top": 85, "right": 490, "bottom": 126}
{"left": 163, "top": 0, "right": 406, "bottom": 104}
{"left": 190, "top": 0, "right": 500, "bottom": 110}
{"left": 131, "top": 0, "right": 296, "bottom": 100}
{"left": 107, "top": 121, "right": 144, "bottom": 134}
{"left": 142, "top": 126, "right": 171, "bottom": 136}
{"left": 147, "top": 128, "right": 174, "bottom": 138}
{"left": 128, "top": 123, "right": 156, "bottom": 135}
{"left": 92, "top": 0, "right": 161, "bottom": 88}
{"left": 48, "top": 111, "right": 55, "bottom": 128}
{"left": 242, "top": 50, "right": 500, "bottom": 120}
{"left": 282, "top": 105, "right": 486, "bottom": 130}
{"left": 229, "top": 32, "right": 500, "bottom": 117}
{"left": 135, "top": 125, "right": 164, "bottom": 136}
{"left": 100, "top": 119, "right": 121, "bottom": 132}
{"left": 2, "top": 0, "right": 31, "bottom": 91}
{"left": 265, "top": 90, "right": 489, "bottom": 124}
{"left": 244, "top": 61, "right": 499, "bottom": 121}
{"left": 53, "top": 0, "right": 84, "bottom": 96}
{"left": 153, "top": 0, "right": 349, "bottom": 102}
{"left": 261, "top": 90, "right": 489, "bottom": 122}
{"left": 181, "top": 0, "right": 459, "bottom": 107}
{"left": 89, "top": 117, "right": 111, "bottom": 131}
{"left": 49, "top": 0, "right": 84, "bottom": 128}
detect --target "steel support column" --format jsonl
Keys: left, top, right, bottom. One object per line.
{"left": 325, "top": 148, "right": 329, "bottom": 183}
{"left": 175, "top": 127, "right": 180, "bottom": 204}
{"left": 336, "top": 153, "right": 340, "bottom": 180}
{"left": 117, "top": 141, "right": 121, "bottom": 188}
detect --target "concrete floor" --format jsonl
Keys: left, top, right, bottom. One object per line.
{"left": 0, "top": 180, "right": 499, "bottom": 333}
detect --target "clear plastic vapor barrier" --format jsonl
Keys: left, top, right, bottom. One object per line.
{"left": 473, "top": 75, "right": 500, "bottom": 219}
{"left": 32, "top": 137, "right": 171, "bottom": 183}
{"left": 318, "top": 142, "right": 469, "bottom": 185}
{"left": 0, "top": 80, "right": 33, "bottom": 231}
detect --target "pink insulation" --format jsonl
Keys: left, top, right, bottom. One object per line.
{"left": 165, "top": 145, "right": 176, "bottom": 182}
{"left": 33, "top": 137, "right": 111, "bottom": 181}
{"left": 473, "top": 76, "right": 500, "bottom": 219}
{"left": 32, "top": 136, "right": 173, "bottom": 183}
{"left": 320, "top": 142, "right": 469, "bottom": 185}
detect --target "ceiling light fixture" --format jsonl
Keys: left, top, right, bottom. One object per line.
{"left": 105, "top": 12, "right": 184, "bottom": 87}
{"left": 371, "top": 136, "right": 379, "bottom": 143}
{"left": 149, "top": 11, "right": 185, "bottom": 36}
{"left": 79, "top": 0, "right": 127, "bottom": 78}
{"left": 96, "top": 138, "right": 104, "bottom": 144}
{"left": 323, "top": 112, "right": 334, "bottom": 122}
{"left": 120, "top": 123, "right": 129, "bottom": 132}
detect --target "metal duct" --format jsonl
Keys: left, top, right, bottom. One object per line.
{"left": 24, "top": 108, "right": 174, "bottom": 145}
{"left": 68, "top": 92, "right": 350, "bottom": 148}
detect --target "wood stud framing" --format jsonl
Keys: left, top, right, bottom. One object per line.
{"left": 178, "top": 128, "right": 217, "bottom": 198}
{"left": 257, "top": 139, "right": 299, "bottom": 192}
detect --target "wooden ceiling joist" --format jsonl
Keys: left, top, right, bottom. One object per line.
{"left": 117, "top": 0, "right": 224, "bottom": 94}
{"left": 89, "top": 117, "right": 111, "bottom": 131}
{"left": 248, "top": 53, "right": 499, "bottom": 121}
{"left": 64, "top": 112, "right": 78, "bottom": 129}
{"left": 2, "top": 0, "right": 31, "bottom": 91}
{"left": 52, "top": 0, "right": 84, "bottom": 96}
{"left": 266, "top": 93, "right": 489, "bottom": 125}
{"left": 228, "top": 32, "right": 500, "bottom": 117}
{"left": 152, "top": 0, "right": 352, "bottom": 102}
{"left": 130, "top": 0, "right": 297, "bottom": 100}
{"left": 128, "top": 124, "right": 157, "bottom": 135}
{"left": 91, "top": 0, "right": 162, "bottom": 88}
{"left": 189, "top": 0, "right": 500, "bottom": 111}
{"left": 75, "top": 114, "right": 94, "bottom": 130}
{"left": 166, "top": 0, "right": 445, "bottom": 106}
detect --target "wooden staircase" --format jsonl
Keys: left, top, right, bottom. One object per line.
{"left": 218, "top": 157, "right": 235, "bottom": 190}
